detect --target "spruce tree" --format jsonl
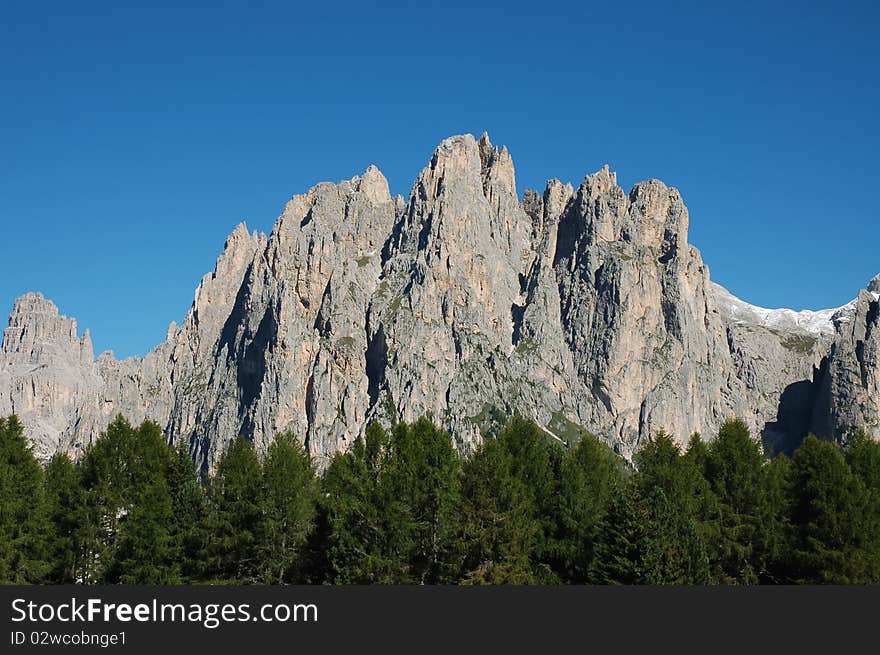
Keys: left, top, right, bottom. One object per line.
{"left": 789, "top": 436, "right": 880, "bottom": 583}
{"left": 76, "top": 416, "right": 170, "bottom": 582}
{"left": 592, "top": 482, "right": 710, "bottom": 585}
{"left": 166, "top": 439, "right": 205, "bottom": 582}
{"left": 703, "top": 419, "right": 771, "bottom": 583}
{"left": 761, "top": 453, "right": 794, "bottom": 583}
{"left": 592, "top": 430, "right": 712, "bottom": 584}
{"left": 200, "top": 436, "right": 264, "bottom": 584}
{"left": 0, "top": 416, "right": 50, "bottom": 583}
{"left": 635, "top": 430, "right": 711, "bottom": 516}
{"left": 321, "top": 423, "right": 409, "bottom": 583}
{"left": 385, "top": 418, "right": 462, "bottom": 584}
{"left": 845, "top": 430, "right": 880, "bottom": 492}
{"left": 43, "top": 453, "right": 85, "bottom": 583}
{"left": 557, "top": 433, "right": 623, "bottom": 582}
{"left": 258, "top": 432, "right": 317, "bottom": 584}
{"left": 110, "top": 478, "right": 181, "bottom": 584}
{"left": 495, "top": 417, "right": 563, "bottom": 579}
{"left": 457, "top": 435, "right": 540, "bottom": 584}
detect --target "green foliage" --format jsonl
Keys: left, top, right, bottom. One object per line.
{"left": 110, "top": 478, "right": 181, "bottom": 584}
{"left": 43, "top": 453, "right": 84, "bottom": 583}
{"left": 385, "top": 418, "right": 462, "bottom": 583}
{"left": 165, "top": 439, "right": 206, "bottom": 582}
{"left": 761, "top": 454, "right": 794, "bottom": 582}
{"left": 788, "top": 436, "right": 880, "bottom": 583}
{"left": 200, "top": 436, "right": 264, "bottom": 584}
{"left": 845, "top": 429, "right": 880, "bottom": 492}
{"left": 75, "top": 416, "right": 172, "bottom": 583}
{"left": 591, "top": 431, "right": 715, "bottom": 585}
{"left": 591, "top": 429, "right": 714, "bottom": 584}
{"left": 457, "top": 434, "right": 540, "bottom": 584}
{"left": 455, "top": 417, "right": 565, "bottom": 583}
{"left": 316, "top": 418, "right": 464, "bottom": 584}
{"left": 592, "top": 483, "right": 711, "bottom": 584}
{"left": 634, "top": 430, "right": 710, "bottom": 516}
{"left": 496, "top": 417, "right": 563, "bottom": 578}
{"left": 258, "top": 432, "right": 317, "bottom": 584}
{"left": 5, "top": 412, "right": 880, "bottom": 586}
{"left": 780, "top": 334, "right": 818, "bottom": 354}
{"left": 0, "top": 416, "right": 49, "bottom": 583}
{"left": 320, "top": 423, "right": 407, "bottom": 583}
{"left": 556, "top": 433, "right": 622, "bottom": 582}
{"left": 703, "top": 419, "right": 776, "bottom": 583}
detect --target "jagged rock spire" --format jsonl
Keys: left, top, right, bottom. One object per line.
{"left": 2, "top": 292, "right": 93, "bottom": 365}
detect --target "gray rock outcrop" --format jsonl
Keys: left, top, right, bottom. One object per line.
{"left": 809, "top": 288, "right": 880, "bottom": 444}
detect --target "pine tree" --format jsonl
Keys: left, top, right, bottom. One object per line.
{"left": 591, "top": 483, "right": 648, "bottom": 584}
{"left": 495, "top": 417, "right": 563, "bottom": 580}
{"left": 43, "top": 453, "right": 85, "bottom": 583}
{"left": 76, "top": 416, "right": 170, "bottom": 583}
{"left": 703, "top": 419, "right": 771, "bottom": 584}
{"left": 592, "top": 482, "right": 710, "bottom": 585}
{"left": 457, "top": 434, "right": 540, "bottom": 584}
{"left": 635, "top": 430, "right": 711, "bottom": 516}
{"left": 200, "top": 436, "right": 265, "bottom": 584}
{"left": 131, "top": 420, "right": 173, "bottom": 494}
{"left": 845, "top": 430, "right": 880, "bottom": 492}
{"left": 592, "top": 430, "right": 712, "bottom": 584}
{"left": 761, "top": 453, "right": 794, "bottom": 583}
{"left": 10, "top": 407, "right": 880, "bottom": 587}
{"left": 0, "top": 416, "right": 50, "bottom": 583}
{"left": 321, "top": 423, "right": 409, "bottom": 583}
{"left": 110, "top": 478, "right": 181, "bottom": 584}
{"left": 385, "top": 418, "right": 462, "bottom": 584}
{"left": 165, "top": 439, "right": 205, "bottom": 582}
{"left": 789, "top": 435, "right": 880, "bottom": 583}
{"left": 556, "top": 433, "right": 623, "bottom": 582}
{"left": 258, "top": 432, "right": 317, "bottom": 584}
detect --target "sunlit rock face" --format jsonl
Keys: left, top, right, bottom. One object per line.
{"left": 0, "top": 292, "right": 101, "bottom": 460}
{"left": 2, "top": 133, "right": 877, "bottom": 468}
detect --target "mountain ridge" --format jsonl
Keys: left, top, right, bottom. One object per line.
{"left": 2, "top": 133, "right": 878, "bottom": 467}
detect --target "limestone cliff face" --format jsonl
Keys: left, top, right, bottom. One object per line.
{"left": 809, "top": 280, "right": 880, "bottom": 444}
{"left": 545, "top": 168, "right": 749, "bottom": 453}
{"left": 0, "top": 293, "right": 101, "bottom": 460}
{"left": 1, "top": 133, "right": 877, "bottom": 467}
{"left": 709, "top": 276, "right": 880, "bottom": 453}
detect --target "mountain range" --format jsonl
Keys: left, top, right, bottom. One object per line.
{"left": 2, "top": 133, "right": 878, "bottom": 469}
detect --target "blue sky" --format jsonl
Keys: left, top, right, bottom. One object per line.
{"left": 2, "top": 1, "right": 878, "bottom": 358}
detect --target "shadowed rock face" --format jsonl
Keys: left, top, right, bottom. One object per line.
{"left": 1, "top": 133, "right": 877, "bottom": 467}
{"left": 809, "top": 290, "right": 880, "bottom": 445}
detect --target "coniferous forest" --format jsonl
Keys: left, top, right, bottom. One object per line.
{"left": 2, "top": 413, "right": 880, "bottom": 585}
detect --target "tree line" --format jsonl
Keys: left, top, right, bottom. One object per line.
{"left": 2, "top": 413, "right": 880, "bottom": 585}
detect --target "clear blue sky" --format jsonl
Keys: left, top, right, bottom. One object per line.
{"left": 2, "top": 1, "right": 878, "bottom": 358}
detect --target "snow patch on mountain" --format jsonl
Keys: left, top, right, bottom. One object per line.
{"left": 709, "top": 282, "right": 851, "bottom": 337}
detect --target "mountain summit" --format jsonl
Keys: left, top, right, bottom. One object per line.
{"left": 2, "top": 134, "right": 878, "bottom": 467}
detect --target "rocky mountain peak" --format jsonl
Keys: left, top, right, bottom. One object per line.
{"left": 626, "top": 178, "right": 688, "bottom": 252}
{"left": 8, "top": 292, "right": 61, "bottom": 325}
{"left": 582, "top": 164, "right": 617, "bottom": 194}
{"left": 2, "top": 292, "right": 93, "bottom": 365}
{"left": 0, "top": 293, "right": 100, "bottom": 459}
{"left": 419, "top": 133, "right": 518, "bottom": 210}
{"left": 190, "top": 222, "right": 265, "bottom": 338}
{"left": 2, "top": 134, "right": 878, "bottom": 465}
{"left": 355, "top": 164, "right": 391, "bottom": 205}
